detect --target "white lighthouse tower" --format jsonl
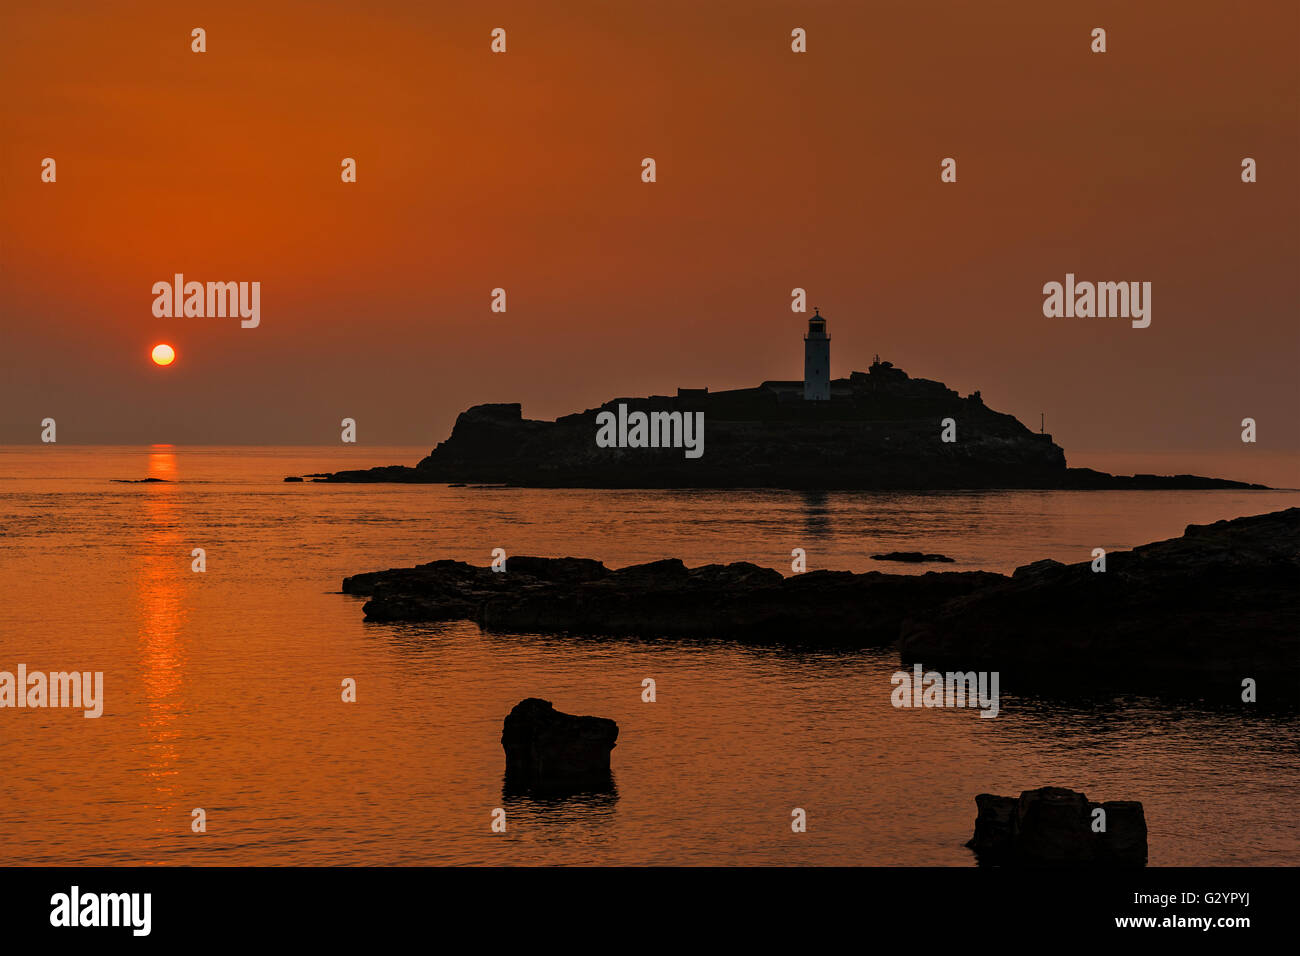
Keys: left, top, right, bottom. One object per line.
{"left": 803, "top": 308, "right": 830, "bottom": 400}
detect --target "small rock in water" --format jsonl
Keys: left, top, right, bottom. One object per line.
{"left": 283, "top": 476, "right": 304, "bottom": 482}
{"left": 871, "top": 551, "right": 955, "bottom": 563}
{"left": 966, "top": 786, "right": 1147, "bottom": 866}
{"left": 501, "top": 698, "right": 618, "bottom": 794}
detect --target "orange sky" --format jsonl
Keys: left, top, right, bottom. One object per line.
{"left": 1, "top": 1, "right": 1296, "bottom": 482}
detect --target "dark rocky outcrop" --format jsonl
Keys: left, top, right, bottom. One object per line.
{"left": 872, "top": 551, "right": 955, "bottom": 563}
{"left": 344, "top": 509, "right": 1299, "bottom": 694}
{"left": 900, "top": 508, "right": 1300, "bottom": 688}
{"left": 343, "top": 556, "right": 1001, "bottom": 645}
{"left": 300, "top": 360, "right": 1267, "bottom": 489}
{"left": 1061, "top": 467, "right": 1267, "bottom": 490}
{"left": 966, "top": 787, "right": 1147, "bottom": 866}
{"left": 501, "top": 698, "right": 618, "bottom": 793}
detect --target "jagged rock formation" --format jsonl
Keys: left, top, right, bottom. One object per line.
{"left": 342, "top": 555, "right": 1002, "bottom": 644}
{"left": 501, "top": 698, "right": 619, "bottom": 793}
{"left": 899, "top": 508, "right": 1300, "bottom": 687}
{"left": 307, "top": 361, "right": 1264, "bottom": 489}
{"left": 966, "top": 787, "right": 1148, "bottom": 866}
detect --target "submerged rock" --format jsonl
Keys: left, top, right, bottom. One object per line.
{"left": 871, "top": 551, "right": 955, "bottom": 563}
{"left": 501, "top": 698, "right": 618, "bottom": 793}
{"left": 966, "top": 787, "right": 1147, "bottom": 866}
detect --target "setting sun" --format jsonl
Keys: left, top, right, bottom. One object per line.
{"left": 151, "top": 343, "right": 176, "bottom": 366}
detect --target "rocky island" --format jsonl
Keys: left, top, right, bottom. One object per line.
{"left": 304, "top": 352, "right": 1266, "bottom": 490}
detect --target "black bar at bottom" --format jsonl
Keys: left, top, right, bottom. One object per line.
{"left": 0, "top": 865, "right": 1284, "bottom": 943}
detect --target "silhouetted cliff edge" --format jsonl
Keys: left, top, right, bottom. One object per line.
{"left": 307, "top": 361, "right": 1267, "bottom": 489}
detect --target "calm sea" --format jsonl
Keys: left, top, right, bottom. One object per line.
{"left": 1, "top": 445, "right": 1297, "bottom": 865}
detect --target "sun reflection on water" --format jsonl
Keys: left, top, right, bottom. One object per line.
{"left": 136, "top": 449, "right": 188, "bottom": 817}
